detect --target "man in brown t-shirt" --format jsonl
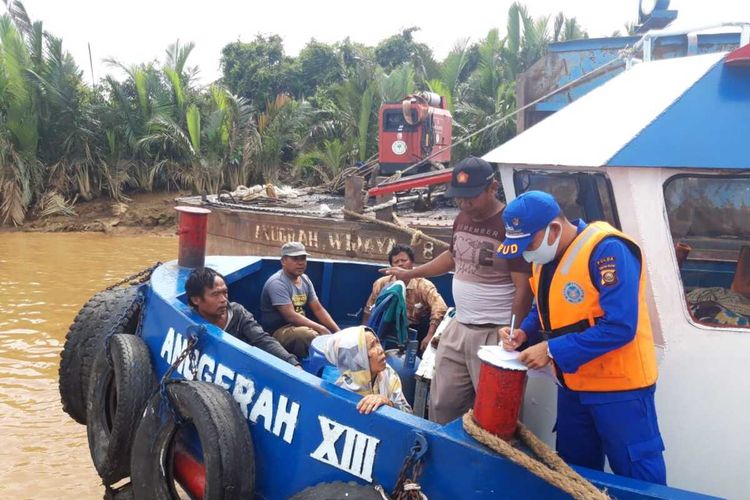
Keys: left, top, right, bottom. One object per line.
{"left": 382, "top": 157, "right": 532, "bottom": 424}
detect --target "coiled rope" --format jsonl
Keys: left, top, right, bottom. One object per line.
{"left": 462, "top": 411, "right": 610, "bottom": 500}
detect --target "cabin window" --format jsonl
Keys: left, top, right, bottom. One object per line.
{"left": 664, "top": 175, "right": 750, "bottom": 329}
{"left": 513, "top": 171, "right": 620, "bottom": 228}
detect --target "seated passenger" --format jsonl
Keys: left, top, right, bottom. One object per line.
{"left": 260, "top": 242, "right": 340, "bottom": 359}
{"left": 320, "top": 326, "right": 412, "bottom": 414}
{"left": 186, "top": 267, "right": 300, "bottom": 368}
{"left": 362, "top": 244, "right": 448, "bottom": 352}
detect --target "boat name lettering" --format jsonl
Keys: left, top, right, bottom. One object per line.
{"left": 160, "top": 327, "right": 300, "bottom": 444}
{"left": 310, "top": 415, "right": 380, "bottom": 482}
{"left": 254, "top": 223, "right": 397, "bottom": 256}
{"left": 254, "top": 225, "right": 320, "bottom": 248}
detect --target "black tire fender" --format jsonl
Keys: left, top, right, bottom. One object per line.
{"left": 87, "top": 333, "right": 157, "bottom": 484}
{"left": 59, "top": 286, "right": 141, "bottom": 424}
{"left": 290, "top": 481, "right": 386, "bottom": 500}
{"left": 130, "top": 380, "right": 255, "bottom": 499}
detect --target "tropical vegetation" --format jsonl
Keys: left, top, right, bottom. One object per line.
{"left": 0, "top": 0, "right": 591, "bottom": 226}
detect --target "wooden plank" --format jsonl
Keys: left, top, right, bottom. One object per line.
{"left": 375, "top": 194, "right": 395, "bottom": 221}
{"left": 344, "top": 176, "right": 365, "bottom": 219}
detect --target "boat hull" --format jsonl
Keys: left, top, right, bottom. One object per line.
{"left": 178, "top": 198, "right": 452, "bottom": 264}
{"left": 137, "top": 256, "right": 715, "bottom": 499}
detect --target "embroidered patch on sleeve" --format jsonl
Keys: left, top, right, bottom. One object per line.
{"left": 595, "top": 256, "right": 615, "bottom": 267}
{"left": 599, "top": 268, "right": 618, "bottom": 286}
{"left": 596, "top": 256, "right": 618, "bottom": 287}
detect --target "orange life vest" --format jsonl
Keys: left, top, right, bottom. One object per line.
{"left": 529, "top": 221, "right": 657, "bottom": 392}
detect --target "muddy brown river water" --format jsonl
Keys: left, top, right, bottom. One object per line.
{"left": 0, "top": 232, "right": 177, "bottom": 498}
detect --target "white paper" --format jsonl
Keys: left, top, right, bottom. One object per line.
{"left": 477, "top": 345, "right": 561, "bottom": 386}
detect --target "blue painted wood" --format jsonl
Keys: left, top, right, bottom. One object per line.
{"left": 681, "top": 260, "right": 735, "bottom": 289}
{"left": 320, "top": 261, "right": 333, "bottom": 308}
{"left": 535, "top": 32, "right": 742, "bottom": 113}
{"left": 141, "top": 258, "right": 718, "bottom": 499}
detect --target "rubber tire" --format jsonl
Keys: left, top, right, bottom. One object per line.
{"left": 87, "top": 334, "right": 157, "bottom": 484}
{"left": 290, "top": 481, "right": 385, "bottom": 500}
{"left": 130, "top": 380, "right": 255, "bottom": 499}
{"left": 59, "top": 286, "right": 141, "bottom": 424}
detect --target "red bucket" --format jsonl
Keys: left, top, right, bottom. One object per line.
{"left": 175, "top": 206, "right": 211, "bottom": 268}
{"left": 473, "top": 348, "right": 528, "bottom": 441}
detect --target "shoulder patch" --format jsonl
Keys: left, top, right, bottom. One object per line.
{"left": 595, "top": 255, "right": 618, "bottom": 287}
{"left": 599, "top": 268, "right": 618, "bottom": 287}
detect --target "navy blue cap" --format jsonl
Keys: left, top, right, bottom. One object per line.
{"left": 496, "top": 191, "right": 561, "bottom": 259}
{"left": 445, "top": 157, "right": 496, "bottom": 198}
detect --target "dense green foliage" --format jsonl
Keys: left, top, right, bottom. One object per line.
{"left": 0, "top": 0, "right": 589, "bottom": 225}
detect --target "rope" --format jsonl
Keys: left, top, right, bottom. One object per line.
{"left": 462, "top": 411, "right": 610, "bottom": 500}
{"left": 342, "top": 208, "right": 449, "bottom": 250}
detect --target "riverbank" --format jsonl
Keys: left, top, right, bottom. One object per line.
{"left": 7, "top": 191, "right": 186, "bottom": 236}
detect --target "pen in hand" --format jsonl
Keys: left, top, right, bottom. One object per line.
{"left": 508, "top": 313, "right": 516, "bottom": 345}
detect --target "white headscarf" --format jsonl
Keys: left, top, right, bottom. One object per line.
{"left": 319, "top": 326, "right": 412, "bottom": 413}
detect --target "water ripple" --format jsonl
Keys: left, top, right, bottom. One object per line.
{"left": 0, "top": 232, "right": 175, "bottom": 498}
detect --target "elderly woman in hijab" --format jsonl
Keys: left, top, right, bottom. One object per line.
{"left": 319, "top": 326, "right": 412, "bottom": 414}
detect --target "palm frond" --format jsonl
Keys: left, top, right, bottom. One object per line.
{"left": 440, "top": 38, "right": 470, "bottom": 96}
{"left": 37, "top": 190, "right": 76, "bottom": 217}
{"left": 357, "top": 85, "right": 373, "bottom": 161}
{"left": 185, "top": 103, "right": 200, "bottom": 153}
{"left": 3, "top": 0, "right": 32, "bottom": 40}
{"left": 0, "top": 178, "right": 25, "bottom": 225}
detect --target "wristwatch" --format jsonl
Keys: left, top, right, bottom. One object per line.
{"left": 546, "top": 342, "right": 554, "bottom": 359}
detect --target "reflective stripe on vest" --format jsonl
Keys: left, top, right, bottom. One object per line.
{"left": 530, "top": 221, "right": 658, "bottom": 392}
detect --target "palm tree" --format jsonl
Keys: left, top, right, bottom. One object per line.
{"left": 326, "top": 64, "right": 379, "bottom": 163}
{"left": 553, "top": 13, "right": 589, "bottom": 43}
{"left": 427, "top": 38, "right": 472, "bottom": 114}
{"left": 243, "top": 94, "right": 312, "bottom": 183}
{"left": 204, "top": 85, "right": 253, "bottom": 189}
{"left": 502, "top": 2, "right": 550, "bottom": 81}
{"left": 0, "top": 14, "right": 40, "bottom": 225}
{"left": 33, "top": 35, "right": 101, "bottom": 201}
{"left": 294, "top": 137, "right": 353, "bottom": 183}
{"left": 377, "top": 64, "right": 416, "bottom": 103}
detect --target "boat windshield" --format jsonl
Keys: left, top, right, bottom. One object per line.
{"left": 664, "top": 174, "right": 750, "bottom": 329}
{"left": 513, "top": 170, "right": 620, "bottom": 227}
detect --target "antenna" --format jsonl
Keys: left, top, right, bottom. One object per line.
{"left": 88, "top": 42, "right": 95, "bottom": 85}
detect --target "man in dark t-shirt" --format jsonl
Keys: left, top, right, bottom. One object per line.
{"left": 260, "top": 242, "right": 340, "bottom": 359}
{"left": 382, "top": 157, "right": 532, "bottom": 424}
{"left": 185, "top": 267, "right": 299, "bottom": 367}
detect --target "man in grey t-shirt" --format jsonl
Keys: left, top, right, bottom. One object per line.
{"left": 260, "top": 242, "right": 340, "bottom": 358}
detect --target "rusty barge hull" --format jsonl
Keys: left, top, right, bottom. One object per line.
{"left": 184, "top": 201, "right": 452, "bottom": 264}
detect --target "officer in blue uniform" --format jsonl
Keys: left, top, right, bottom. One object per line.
{"left": 496, "top": 191, "right": 666, "bottom": 485}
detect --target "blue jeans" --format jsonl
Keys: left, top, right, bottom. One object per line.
{"left": 555, "top": 385, "right": 667, "bottom": 485}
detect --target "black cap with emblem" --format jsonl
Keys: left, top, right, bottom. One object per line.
{"left": 445, "top": 156, "right": 496, "bottom": 198}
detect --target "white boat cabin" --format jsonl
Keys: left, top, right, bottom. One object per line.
{"left": 484, "top": 49, "right": 750, "bottom": 499}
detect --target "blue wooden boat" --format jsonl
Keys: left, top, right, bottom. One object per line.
{"left": 61, "top": 21, "right": 750, "bottom": 500}
{"left": 124, "top": 254, "right": 713, "bottom": 499}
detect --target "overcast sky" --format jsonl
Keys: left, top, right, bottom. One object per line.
{"left": 10, "top": 0, "right": 750, "bottom": 85}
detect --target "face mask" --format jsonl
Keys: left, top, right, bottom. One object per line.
{"left": 523, "top": 223, "right": 561, "bottom": 264}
